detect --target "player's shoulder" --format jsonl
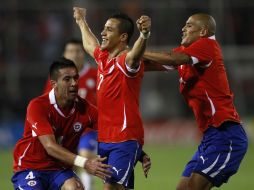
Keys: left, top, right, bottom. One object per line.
{"left": 28, "top": 94, "right": 50, "bottom": 110}
{"left": 196, "top": 36, "right": 217, "bottom": 45}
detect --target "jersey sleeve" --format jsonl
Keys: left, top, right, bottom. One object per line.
{"left": 116, "top": 53, "right": 144, "bottom": 77}
{"left": 26, "top": 100, "right": 54, "bottom": 136}
{"left": 93, "top": 46, "right": 101, "bottom": 63}
{"left": 175, "top": 38, "right": 214, "bottom": 67}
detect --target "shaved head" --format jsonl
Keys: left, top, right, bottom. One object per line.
{"left": 191, "top": 13, "right": 216, "bottom": 36}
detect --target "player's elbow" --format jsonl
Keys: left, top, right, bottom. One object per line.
{"left": 43, "top": 142, "right": 57, "bottom": 156}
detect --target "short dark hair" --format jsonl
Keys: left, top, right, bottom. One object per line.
{"left": 61, "top": 38, "right": 84, "bottom": 52}
{"left": 49, "top": 57, "right": 77, "bottom": 80}
{"left": 109, "top": 13, "right": 134, "bottom": 43}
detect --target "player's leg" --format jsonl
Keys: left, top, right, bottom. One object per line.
{"left": 103, "top": 183, "right": 125, "bottom": 190}
{"left": 98, "top": 141, "right": 142, "bottom": 190}
{"left": 61, "top": 177, "right": 84, "bottom": 190}
{"left": 176, "top": 150, "right": 202, "bottom": 190}
{"left": 178, "top": 122, "right": 248, "bottom": 190}
{"left": 188, "top": 173, "right": 213, "bottom": 190}
{"left": 48, "top": 169, "right": 84, "bottom": 190}
{"left": 176, "top": 176, "right": 189, "bottom": 190}
{"left": 77, "top": 131, "right": 98, "bottom": 190}
{"left": 11, "top": 170, "right": 46, "bottom": 190}
{"left": 80, "top": 171, "right": 94, "bottom": 190}
{"left": 177, "top": 175, "right": 212, "bottom": 190}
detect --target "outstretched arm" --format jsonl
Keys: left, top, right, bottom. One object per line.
{"left": 144, "top": 50, "right": 191, "bottom": 67}
{"left": 39, "top": 134, "right": 111, "bottom": 179}
{"left": 126, "top": 15, "right": 151, "bottom": 69}
{"left": 73, "top": 7, "right": 99, "bottom": 59}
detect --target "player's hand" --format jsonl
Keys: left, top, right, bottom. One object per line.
{"left": 73, "top": 7, "right": 86, "bottom": 25}
{"left": 142, "top": 154, "right": 151, "bottom": 178}
{"left": 136, "top": 15, "right": 151, "bottom": 34}
{"left": 84, "top": 157, "right": 112, "bottom": 180}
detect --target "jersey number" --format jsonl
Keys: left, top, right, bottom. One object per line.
{"left": 25, "top": 171, "right": 35, "bottom": 180}
{"left": 97, "top": 74, "right": 104, "bottom": 90}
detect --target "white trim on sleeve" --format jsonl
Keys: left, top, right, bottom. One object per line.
{"left": 125, "top": 61, "right": 141, "bottom": 73}
{"left": 191, "top": 56, "right": 199, "bottom": 65}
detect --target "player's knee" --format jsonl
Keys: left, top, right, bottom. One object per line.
{"left": 61, "top": 178, "right": 84, "bottom": 190}
{"left": 176, "top": 177, "right": 188, "bottom": 190}
{"left": 176, "top": 183, "right": 186, "bottom": 190}
{"left": 187, "top": 174, "right": 212, "bottom": 190}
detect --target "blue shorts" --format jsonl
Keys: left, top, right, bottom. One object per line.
{"left": 11, "top": 169, "right": 78, "bottom": 190}
{"left": 78, "top": 130, "right": 98, "bottom": 153}
{"left": 182, "top": 122, "right": 248, "bottom": 187}
{"left": 98, "top": 140, "right": 142, "bottom": 189}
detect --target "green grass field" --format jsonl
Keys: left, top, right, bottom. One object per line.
{"left": 1, "top": 144, "right": 253, "bottom": 189}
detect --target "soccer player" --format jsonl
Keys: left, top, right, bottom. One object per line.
{"left": 43, "top": 38, "right": 98, "bottom": 190}
{"left": 143, "top": 13, "right": 248, "bottom": 190}
{"left": 73, "top": 7, "right": 151, "bottom": 190}
{"left": 44, "top": 38, "right": 97, "bottom": 105}
{"left": 12, "top": 58, "right": 112, "bottom": 190}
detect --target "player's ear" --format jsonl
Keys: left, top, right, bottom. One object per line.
{"left": 120, "top": 33, "right": 128, "bottom": 42}
{"left": 50, "top": 80, "right": 57, "bottom": 88}
{"left": 200, "top": 27, "right": 208, "bottom": 37}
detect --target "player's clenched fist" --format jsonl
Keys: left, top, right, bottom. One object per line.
{"left": 73, "top": 7, "right": 86, "bottom": 24}
{"left": 136, "top": 15, "right": 151, "bottom": 35}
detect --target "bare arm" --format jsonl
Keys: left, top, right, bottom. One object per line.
{"left": 143, "top": 50, "right": 192, "bottom": 66}
{"left": 39, "top": 134, "right": 111, "bottom": 179}
{"left": 126, "top": 15, "right": 151, "bottom": 69}
{"left": 73, "top": 7, "right": 99, "bottom": 59}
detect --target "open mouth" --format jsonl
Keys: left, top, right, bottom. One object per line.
{"left": 101, "top": 38, "right": 108, "bottom": 44}
{"left": 69, "top": 89, "right": 78, "bottom": 95}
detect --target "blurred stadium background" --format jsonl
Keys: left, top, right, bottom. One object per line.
{"left": 0, "top": 0, "right": 254, "bottom": 189}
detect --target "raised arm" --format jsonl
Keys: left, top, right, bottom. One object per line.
{"left": 144, "top": 50, "right": 191, "bottom": 67}
{"left": 126, "top": 15, "right": 151, "bottom": 69}
{"left": 73, "top": 7, "right": 99, "bottom": 59}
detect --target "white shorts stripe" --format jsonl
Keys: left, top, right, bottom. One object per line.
{"left": 202, "top": 154, "right": 220, "bottom": 174}
{"left": 210, "top": 141, "right": 233, "bottom": 177}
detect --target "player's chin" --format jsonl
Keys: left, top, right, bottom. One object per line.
{"left": 68, "top": 92, "right": 78, "bottom": 99}
{"left": 100, "top": 44, "right": 107, "bottom": 51}
{"left": 181, "top": 39, "right": 189, "bottom": 47}
{"left": 100, "top": 41, "right": 109, "bottom": 51}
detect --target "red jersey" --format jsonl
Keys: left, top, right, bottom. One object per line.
{"left": 174, "top": 36, "right": 240, "bottom": 132}
{"left": 94, "top": 46, "right": 145, "bottom": 145}
{"left": 13, "top": 89, "right": 98, "bottom": 172}
{"left": 44, "top": 64, "right": 97, "bottom": 105}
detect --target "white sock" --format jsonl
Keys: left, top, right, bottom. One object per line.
{"left": 80, "top": 171, "right": 94, "bottom": 190}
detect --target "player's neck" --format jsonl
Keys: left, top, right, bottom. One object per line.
{"left": 55, "top": 94, "right": 74, "bottom": 111}
{"left": 108, "top": 45, "right": 129, "bottom": 59}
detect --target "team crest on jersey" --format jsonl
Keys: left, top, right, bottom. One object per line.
{"left": 27, "top": 180, "right": 37, "bottom": 186}
{"left": 73, "top": 122, "right": 82, "bottom": 132}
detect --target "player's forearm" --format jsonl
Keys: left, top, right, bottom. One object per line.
{"left": 126, "top": 35, "right": 148, "bottom": 69}
{"left": 144, "top": 51, "right": 175, "bottom": 65}
{"left": 39, "top": 134, "right": 83, "bottom": 166}
{"left": 44, "top": 142, "right": 77, "bottom": 165}
{"left": 78, "top": 20, "right": 99, "bottom": 58}
{"left": 144, "top": 51, "right": 191, "bottom": 66}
